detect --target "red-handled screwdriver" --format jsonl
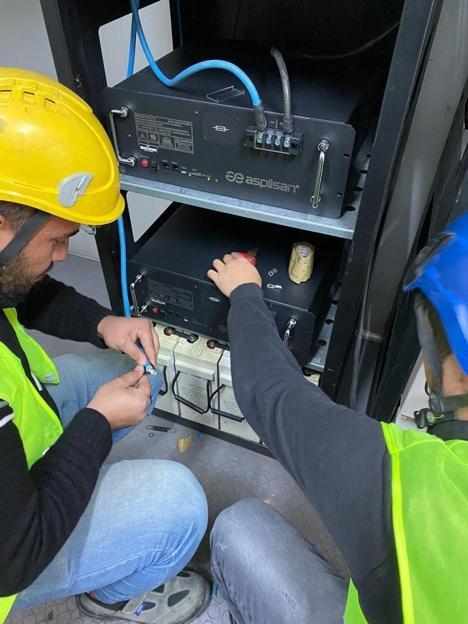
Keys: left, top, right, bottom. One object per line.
{"left": 238, "top": 249, "right": 258, "bottom": 266}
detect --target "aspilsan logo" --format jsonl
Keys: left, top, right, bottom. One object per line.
{"left": 225, "top": 171, "right": 299, "bottom": 194}
{"left": 226, "top": 171, "right": 245, "bottom": 183}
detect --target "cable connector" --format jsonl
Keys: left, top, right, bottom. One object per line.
{"left": 254, "top": 103, "right": 267, "bottom": 131}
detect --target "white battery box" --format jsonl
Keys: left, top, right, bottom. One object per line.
{"left": 173, "top": 336, "right": 223, "bottom": 428}
{"left": 153, "top": 324, "right": 180, "bottom": 416}
{"left": 216, "top": 351, "right": 260, "bottom": 443}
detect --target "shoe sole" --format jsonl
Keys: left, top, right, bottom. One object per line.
{"left": 76, "top": 579, "right": 212, "bottom": 624}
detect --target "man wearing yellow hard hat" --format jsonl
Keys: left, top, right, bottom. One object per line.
{"left": 0, "top": 69, "right": 209, "bottom": 624}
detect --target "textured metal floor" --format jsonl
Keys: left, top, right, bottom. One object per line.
{"left": 7, "top": 595, "right": 231, "bottom": 624}
{"left": 7, "top": 255, "right": 340, "bottom": 624}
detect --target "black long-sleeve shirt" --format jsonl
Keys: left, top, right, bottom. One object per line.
{"left": 228, "top": 283, "right": 468, "bottom": 623}
{"left": 0, "top": 277, "right": 112, "bottom": 596}
{"left": 228, "top": 284, "right": 402, "bottom": 623}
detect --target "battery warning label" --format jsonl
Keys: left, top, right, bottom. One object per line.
{"left": 148, "top": 279, "right": 194, "bottom": 311}
{"left": 134, "top": 113, "right": 194, "bottom": 154}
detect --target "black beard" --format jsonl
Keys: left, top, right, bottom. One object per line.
{"left": 0, "top": 284, "right": 34, "bottom": 308}
{"left": 0, "top": 253, "right": 42, "bottom": 308}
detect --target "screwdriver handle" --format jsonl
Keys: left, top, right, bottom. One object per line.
{"left": 239, "top": 252, "right": 257, "bottom": 266}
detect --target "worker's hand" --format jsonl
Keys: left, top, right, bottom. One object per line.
{"left": 207, "top": 252, "right": 262, "bottom": 298}
{"left": 97, "top": 315, "right": 159, "bottom": 368}
{"left": 87, "top": 365, "right": 150, "bottom": 429}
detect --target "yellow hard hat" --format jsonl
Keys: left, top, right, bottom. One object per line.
{"left": 0, "top": 68, "right": 124, "bottom": 226}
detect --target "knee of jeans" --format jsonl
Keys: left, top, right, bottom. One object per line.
{"left": 161, "top": 461, "right": 208, "bottom": 542}
{"left": 211, "top": 499, "right": 272, "bottom": 566}
{"left": 139, "top": 460, "right": 208, "bottom": 546}
{"left": 106, "top": 460, "right": 207, "bottom": 541}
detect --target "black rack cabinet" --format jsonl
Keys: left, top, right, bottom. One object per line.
{"left": 41, "top": 0, "right": 468, "bottom": 424}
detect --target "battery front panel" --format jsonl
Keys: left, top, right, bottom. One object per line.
{"left": 107, "top": 95, "right": 354, "bottom": 218}
{"left": 129, "top": 267, "right": 318, "bottom": 367}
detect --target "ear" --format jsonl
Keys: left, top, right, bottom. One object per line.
{"left": 0, "top": 213, "right": 15, "bottom": 252}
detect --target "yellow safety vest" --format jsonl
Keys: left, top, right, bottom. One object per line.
{"left": 344, "top": 422, "right": 468, "bottom": 623}
{"left": 0, "top": 309, "right": 62, "bottom": 624}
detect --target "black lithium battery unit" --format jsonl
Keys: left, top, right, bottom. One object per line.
{"left": 105, "top": 41, "right": 375, "bottom": 218}
{"left": 128, "top": 205, "right": 342, "bottom": 366}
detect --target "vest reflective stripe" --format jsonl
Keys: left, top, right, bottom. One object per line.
{"left": 0, "top": 412, "right": 14, "bottom": 428}
{"left": 0, "top": 309, "right": 62, "bottom": 624}
{"left": 344, "top": 423, "right": 468, "bottom": 623}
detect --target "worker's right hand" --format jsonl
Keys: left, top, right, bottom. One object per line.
{"left": 208, "top": 252, "right": 262, "bottom": 298}
{"left": 87, "top": 365, "right": 150, "bottom": 430}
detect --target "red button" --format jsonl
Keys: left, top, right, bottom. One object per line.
{"left": 151, "top": 306, "right": 159, "bottom": 315}
{"left": 140, "top": 158, "right": 150, "bottom": 168}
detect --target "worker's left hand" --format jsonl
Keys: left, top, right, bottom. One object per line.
{"left": 97, "top": 315, "right": 159, "bottom": 368}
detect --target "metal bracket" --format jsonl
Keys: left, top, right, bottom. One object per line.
{"left": 283, "top": 318, "right": 297, "bottom": 349}
{"left": 311, "top": 139, "right": 330, "bottom": 208}
{"left": 108, "top": 107, "right": 136, "bottom": 167}
{"left": 129, "top": 273, "right": 143, "bottom": 316}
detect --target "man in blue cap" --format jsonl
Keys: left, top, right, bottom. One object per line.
{"left": 208, "top": 212, "right": 468, "bottom": 623}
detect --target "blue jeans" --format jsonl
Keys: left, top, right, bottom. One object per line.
{"left": 211, "top": 499, "right": 347, "bottom": 624}
{"left": 12, "top": 351, "right": 208, "bottom": 611}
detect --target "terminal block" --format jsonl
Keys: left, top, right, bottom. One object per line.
{"left": 244, "top": 127, "right": 304, "bottom": 156}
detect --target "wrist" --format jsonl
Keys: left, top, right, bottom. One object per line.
{"left": 229, "top": 282, "right": 263, "bottom": 302}
{"left": 97, "top": 315, "right": 113, "bottom": 338}
{"left": 87, "top": 398, "right": 109, "bottom": 422}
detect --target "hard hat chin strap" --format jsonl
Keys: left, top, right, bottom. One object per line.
{"left": 412, "top": 293, "right": 468, "bottom": 431}
{"left": 415, "top": 392, "right": 468, "bottom": 429}
{"left": 0, "top": 211, "right": 50, "bottom": 270}
{"left": 413, "top": 299, "right": 444, "bottom": 393}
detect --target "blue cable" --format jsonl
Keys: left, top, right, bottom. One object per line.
{"left": 127, "top": 9, "right": 137, "bottom": 79}
{"left": 119, "top": 0, "right": 264, "bottom": 318}
{"left": 118, "top": 14, "right": 138, "bottom": 319}
{"left": 117, "top": 216, "right": 131, "bottom": 318}
{"left": 118, "top": 216, "right": 156, "bottom": 373}
{"left": 129, "top": 0, "right": 262, "bottom": 108}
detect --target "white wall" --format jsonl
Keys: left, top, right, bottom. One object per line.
{"left": 0, "top": 0, "right": 172, "bottom": 258}
{"left": 99, "top": 2, "right": 173, "bottom": 87}
{"left": 0, "top": 0, "right": 57, "bottom": 76}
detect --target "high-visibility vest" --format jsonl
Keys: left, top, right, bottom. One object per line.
{"left": 344, "top": 422, "right": 468, "bottom": 623}
{"left": 0, "top": 308, "right": 62, "bottom": 624}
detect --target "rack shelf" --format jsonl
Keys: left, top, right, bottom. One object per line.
{"left": 121, "top": 174, "right": 358, "bottom": 239}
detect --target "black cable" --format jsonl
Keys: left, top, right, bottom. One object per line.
{"left": 158, "top": 365, "right": 169, "bottom": 396}
{"left": 171, "top": 370, "right": 211, "bottom": 415}
{"left": 270, "top": 46, "right": 293, "bottom": 134}
{"left": 208, "top": 384, "right": 245, "bottom": 423}
{"left": 232, "top": 0, "right": 242, "bottom": 39}
{"left": 295, "top": 21, "right": 400, "bottom": 62}
{"left": 208, "top": 384, "right": 223, "bottom": 406}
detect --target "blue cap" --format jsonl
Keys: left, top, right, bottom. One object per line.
{"left": 404, "top": 212, "right": 468, "bottom": 374}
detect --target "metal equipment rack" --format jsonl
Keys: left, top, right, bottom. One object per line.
{"left": 40, "top": 0, "right": 467, "bottom": 436}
